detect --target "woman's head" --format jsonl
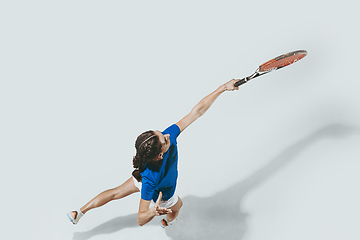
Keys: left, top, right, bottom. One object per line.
{"left": 132, "top": 130, "right": 170, "bottom": 181}
{"left": 135, "top": 131, "right": 162, "bottom": 161}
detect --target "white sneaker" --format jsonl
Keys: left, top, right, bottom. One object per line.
{"left": 67, "top": 210, "right": 84, "bottom": 225}
{"left": 160, "top": 216, "right": 178, "bottom": 228}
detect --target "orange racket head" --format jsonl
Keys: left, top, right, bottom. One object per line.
{"left": 258, "top": 50, "right": 307, "bottom": 72}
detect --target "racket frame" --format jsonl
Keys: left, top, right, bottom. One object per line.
{"left": 234, "top": 50, "right": 307, "bottom": 87}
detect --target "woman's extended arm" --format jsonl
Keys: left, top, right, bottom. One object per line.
{"left": 176, "top": 79, "right": 239, "bottom": 133}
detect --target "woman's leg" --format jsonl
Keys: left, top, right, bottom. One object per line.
{"left": 80, "top": 177, "right": 140, "bottom": 214}
{"left": 166, "top": 196, "right": 183, "bottom": 222}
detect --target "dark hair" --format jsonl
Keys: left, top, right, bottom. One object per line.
{"left": 132, "top": 130, "right": 162, "bottom": 182}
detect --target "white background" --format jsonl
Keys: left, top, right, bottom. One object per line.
{"left": 1, "top": 1, "right": 359, "bottom": 240}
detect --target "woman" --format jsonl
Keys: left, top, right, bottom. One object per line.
{"left": 67, "top": 79, "right": 239, "bottom": 227}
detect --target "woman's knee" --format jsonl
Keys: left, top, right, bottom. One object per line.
{"left": 170, "top": 196, "right": 183, "bottom": 212}
{"left": 106, "top": 188, "right": 119, "bottom": 200}
{"left": 112, "top": 186, "right": 126, "bottom": 200}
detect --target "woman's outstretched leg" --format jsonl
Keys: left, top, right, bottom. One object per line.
{"left": 81, "top": 177, "right": 140, "bottom": 214}
{"left": 67, "top": 176, "right": 140, "bottom": 224}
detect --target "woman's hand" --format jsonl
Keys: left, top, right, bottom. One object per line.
{"left": 151, "top": 192, "right": 172, "bottom": 216}
{"left": 223, "top": 79, "right": 240, "bottom": 91}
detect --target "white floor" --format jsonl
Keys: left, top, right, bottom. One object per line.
{"left": 2, "top": 1, "right": 360, "bottom": 240}
{"left": 34, "top": 125, "right": 360, "bottom": 240}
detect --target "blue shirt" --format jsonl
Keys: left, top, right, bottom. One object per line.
{"left": 140, "top": 124, "right": 181, "bottom": 202}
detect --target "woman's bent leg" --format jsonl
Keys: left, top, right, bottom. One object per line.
{"left": 166, "top": 196, "right": 183, "bottom": 222}
{"left": 80, "top": 177, "right": 140, "bottom": 214}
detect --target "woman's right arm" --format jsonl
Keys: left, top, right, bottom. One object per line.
{"left": 176, "top": 79, "right": 239, "bottom": 133}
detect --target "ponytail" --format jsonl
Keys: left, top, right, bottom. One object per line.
{"left": 132, "top": 169, "right": 142, "bottom": 182}
{"left": 132, "top": 154, "right": 145, "bottom": 182}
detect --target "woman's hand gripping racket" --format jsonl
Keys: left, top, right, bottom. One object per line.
{"left": 234, "top": 50, "right": 307, "bottom": 87}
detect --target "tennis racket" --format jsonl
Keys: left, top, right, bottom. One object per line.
{"left": 234, "top": 50, "right": 307, "bottom": 87}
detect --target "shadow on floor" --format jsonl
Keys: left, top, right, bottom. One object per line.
{"left": 73, "top": 124, "right": 359, "bottom": 240}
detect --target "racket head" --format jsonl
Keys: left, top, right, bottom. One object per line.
{"left": 258, "top": 50, "right": 307, "bottom": 73}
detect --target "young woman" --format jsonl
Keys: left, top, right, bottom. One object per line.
{"left": 67, "top": 79, "right": 239, "bottom": 227}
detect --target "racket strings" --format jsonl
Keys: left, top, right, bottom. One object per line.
{"left": 260, "top": 52, "right": 307, "bottom": 72}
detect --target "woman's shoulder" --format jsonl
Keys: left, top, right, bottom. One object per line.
{"left": 162, "top": 124, "right": 180, "bottom": 133}
{"left": 163, "top": 124, "right": 181, "bottom": 139}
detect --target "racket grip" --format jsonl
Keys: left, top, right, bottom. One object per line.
{"left": 234, "top": 77, "right": 248, "bottom": 87}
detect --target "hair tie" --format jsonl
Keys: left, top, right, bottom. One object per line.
{"left": 139, "top": 134, "right": 156, "bottom": 148}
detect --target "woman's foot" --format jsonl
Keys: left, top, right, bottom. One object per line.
{"left": 67, "top": 210, "right": 84, "bottom": 225}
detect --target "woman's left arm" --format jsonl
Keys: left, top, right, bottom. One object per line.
{"left": 137, "top": 192, "right": 171, "bottom": 226}
{"left": 176, "top": 79, "right": 239, "bottom": 133}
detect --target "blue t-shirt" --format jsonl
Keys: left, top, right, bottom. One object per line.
{"left": 140, "top": 124, "right": 181, "bottom": 202}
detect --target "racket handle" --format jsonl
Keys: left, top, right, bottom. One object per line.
{"left": 234, "top": 77, "right": 248, "bottom": 87}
